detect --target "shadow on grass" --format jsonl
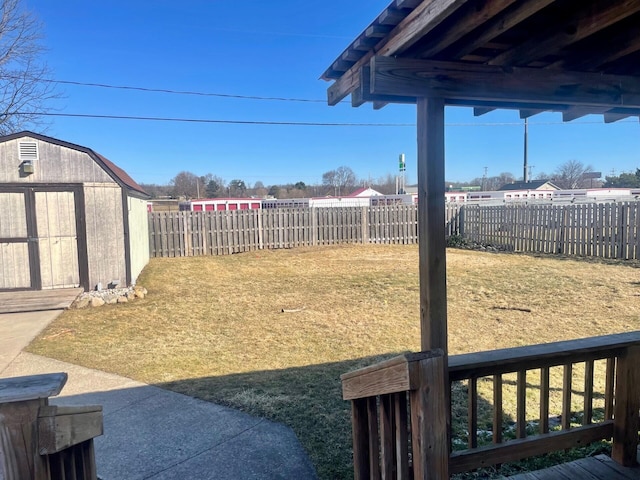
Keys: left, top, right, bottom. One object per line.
{"left": 157, "top": 353, "right": 399, "bottom": 480}
{"left": 153, "top": 355, "right": 611, "bottom": 480}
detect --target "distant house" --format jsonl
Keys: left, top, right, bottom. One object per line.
{"left": 0, "top": 131, "right": 150, "bottom": 291}
{"left": 348, "top": 187, "right": 383, "bottom": 197}
{"left": 498, "top": 180, "right": 560, "bottom": 191}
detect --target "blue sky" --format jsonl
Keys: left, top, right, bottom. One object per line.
{"left": 26, "top": 0, "right": 640, "bottom": 187}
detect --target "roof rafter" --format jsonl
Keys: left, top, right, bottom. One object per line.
{"left": 443, "top": 0, "right": 555, "bottom": 59}
{"left": 489, "top": 0, "right": 640, "bottom": 67}
{"left": 405, "top": 0, "right": 518, "bottom": 59}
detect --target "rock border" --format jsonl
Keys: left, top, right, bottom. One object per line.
{"left": 71, "top": 285, "right": 148, "bottom": 309}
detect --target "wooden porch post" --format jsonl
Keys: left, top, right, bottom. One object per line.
{"left": 417, "top": 97, "right": 448, "bottom": 354}
{"left": 416, "top": 97, "right": 449, "bottom": 479}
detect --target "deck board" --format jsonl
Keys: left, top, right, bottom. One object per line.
{"left": 506, "top": 453, "right": 640, "bottom": 480}
{"left": 0, "top": 288, "right": 83, "bottom": 313}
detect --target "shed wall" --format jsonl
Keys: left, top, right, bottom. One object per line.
{"left": 84, "top": 183, "right": 126, "bottom": 289}
{"left": 127, "top": 196, "right": 150, "bottom": 284}
{"left": 0, "top": 137, "right": 113, "bottom": 184}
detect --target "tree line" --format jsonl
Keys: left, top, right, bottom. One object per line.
{"left": 450, "top": 160, "right": 640, "bottom": 191}
{"left": 141, "top": 166, "right": 401, "bottom": 200}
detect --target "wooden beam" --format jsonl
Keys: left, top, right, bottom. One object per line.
{"left": 489, "top": 0, "right": 640, "bottom": 67}
{"left": 604, "top": 113, "right": 632, "bottom": 123}
{"left": 326, "top": 0, "right": 467, "bottom": 105}
{"left": 519, "top": 109, "right": 545, "bottom": 119}
{"left": 562, "top": 107, "right": 604, "bottom": 122}
{"left": 553, "top": 23, "right": 640, "bottom": 71}
{"left": 379, "top": 7, "right": 409, "bottom": 26}
{"left": 411, "top": 0, "right": 518, "bottom": 59}
{"left": 612, "top": 346, "right": 640, "bottom": 466}
{"left": 473, "top": 107, "right": 495, "bottom": 116}
{"left": 417, "top": 97, "right": 447, "bottom": 353}
{"left": 445, "top": 0, "right": 555, "bottom": 59}
{"left": 352, "top": 66, "right": 417, "bottom": 107}
{"left": 370, "top": 57, "right": 640, "bottom": 108}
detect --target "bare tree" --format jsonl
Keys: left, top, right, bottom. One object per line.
{"left": 171, "top": 171, "right": 203, "bottom": 199}
{"left": 0, "top": 0, "right": 59, "bottom": 134}
{"left": 322, "top": 166, "right": 357, "bottom": 195}
{"left": 551, "top": 160, "right": 593, "bottom": 189}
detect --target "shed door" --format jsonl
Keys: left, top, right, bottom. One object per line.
{"left": 35, "top": 191, "right": 80, "bottom": 289}
{"left": 0, "top": 192, "right": 31, "bottom": 289}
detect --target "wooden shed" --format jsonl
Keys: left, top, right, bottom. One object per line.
{"left": 0, "top": 131, "right": 150, "bottom": 291}
{"left": 322, "top": 1, "right": 640, "bottom": 478}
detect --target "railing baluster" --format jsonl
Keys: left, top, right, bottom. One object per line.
{"left": 367, "top": 396, "right": 381, "bottom": 479}
{"left": 351, "top": 398, "right": 371, "bottom": 480}
{"left": 540, "top": 367, "right": 550, "bottom": 434}
{"left": 394, "top": 392, "right": 410, "bottom": 480}
{"left": 379, "top": 394, "right": 395, "bottom": 479}
{"left": 516, "top": 370, "right": 526, "bottom": 438}
{"left": 604, "top": 357, "right": 615, "bottom": 420}
{"left": 562, "top": 364, "right": 573, "bottom": 430}
{"left": 468, "top": 378, "right": 478, "bottom": 448}
{"left": 583, "top": 360, "right": 594, "bottom": 425}
{"left": 493, "top": 374, "right": 503, "bottom": 444}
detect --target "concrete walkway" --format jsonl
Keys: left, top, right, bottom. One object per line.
{"left": 0, "top": 311, "right": 317, "bottom": 480}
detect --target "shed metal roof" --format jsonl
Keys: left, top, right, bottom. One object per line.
{"left": 321, "top": 0, "right": 640, "bottom": 121}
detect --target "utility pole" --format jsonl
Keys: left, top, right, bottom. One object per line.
{"left": 523, "top": 118, "right": 529, "bottom": 182}
{"left": 482, "top": 166, "right": 488, "bottom": 190}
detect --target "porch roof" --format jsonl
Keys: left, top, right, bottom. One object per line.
{"left": 321, "top": 0, "right": 640, "bottom": 122}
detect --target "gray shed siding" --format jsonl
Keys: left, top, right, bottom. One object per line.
{"left": 0, "top": 133, "right": 149, "bottom": 291}
{"left": 84, "top": 183, "right": 126, "bottom": 289}
{"left": 127, "top": 196, "right": 150, "bottom": 284}
{"left": 0, "top": 137, "right": 113, "bottom": 184}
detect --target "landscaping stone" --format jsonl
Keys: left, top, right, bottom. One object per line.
{"left": 70, "top": 285, "right": 148, "bottom": 309}
{"left": 75, "top": 297, "right": 90, "bottom": 309}
{"left": 91, "top": 297, "right": 105, "bottom": 308}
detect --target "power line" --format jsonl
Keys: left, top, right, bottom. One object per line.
{"left": 44, "top": 78, "right": 330, "bottom": 103}
{"left": 20, "top": 112, "right": 414, "bottom": 126}
{"left": 12, "top": 111, "right": 640, "bottom": 127}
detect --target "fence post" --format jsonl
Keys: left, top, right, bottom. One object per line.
{"left": 410, "top": 351, "right": 449, "bottom": 480}
{"left": 311, "top": 207, "right": 318, "bottom": 246}
{"left": 361, "top": 207, "right": 369, "bottom": 244}
{"left": 458, "top": 205, "right": 465, "bottom": 238}
{"left": 612, "top": 345, "right": 640, "bottom": 466}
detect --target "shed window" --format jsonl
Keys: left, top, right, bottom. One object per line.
{"left": 19, "top": 141, "right": 38, "bottom": 161}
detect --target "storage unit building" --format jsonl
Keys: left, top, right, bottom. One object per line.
{"left": 0, "top": 131, "right": 150, "bottom": 291}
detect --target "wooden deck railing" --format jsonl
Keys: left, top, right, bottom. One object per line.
{"left": 341, "top": 331, "right": 640, "bottom": 479}
{"left": 0, "top": 373, "right": 103, "bottom": 480}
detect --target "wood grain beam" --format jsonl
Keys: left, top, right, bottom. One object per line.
{"left": 417, "top": 97, "right": 448, "bottom": 353}
{"left": 604, "top": 113, "right": 632, "bottom": 123}
{"left": 553, "top": 22, "right": 640, "bottom": 71}
{"left": 370, "top": 57, "right": 640, "bottom": 108}
{"left": 473, "top": 107, "right": 495, "bottom": 116}
{"left": 562, "top": 107, "right": 605, "bottom": 122}
{"left": 412, "top": 0, "right": 518, "bottom": 59}
{"left": 352, "top": 66, "right": 417, "bottom": 107}
{"left": 445, "top": 0, "right": 555, "bottom": 59}
{"left": 489, "top": 0, "right": 640, "bottom": 67}
{"left": 519, "top": 109, "right": 546, "bottom": 119}
{"left": 326, "top": 0, "right": 467, "bottom": 105}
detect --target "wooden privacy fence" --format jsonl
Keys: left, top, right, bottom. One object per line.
{"left": 464, "top": 202, "right": 640, "bottom": 260}
{"left": 148, "top": 201, "right": 639, "bottom": 260}
{"left": 148, "top": 205, "right": 462, "bottom": 257}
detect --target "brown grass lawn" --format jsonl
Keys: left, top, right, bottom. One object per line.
{"left": 27, "top": 245, "right": 640, "bottom": 479}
